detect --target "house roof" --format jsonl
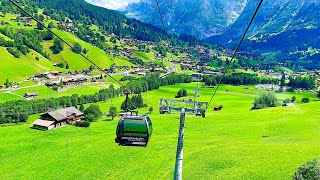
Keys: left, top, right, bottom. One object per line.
{"left": 25, "top": 92, "right": 39, "bottom": 96}
{"left": 33, "top": 119, "right": 54, "bottom": 127}
{"left": 47, "top": 107, "right": 84, "bottom": 121}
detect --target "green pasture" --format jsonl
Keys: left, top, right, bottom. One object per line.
{"left": 42, "top": 30, "right": 133, "bottom": 70}
{"left": 0, "top": 92, "right": 24, "bottom": 103}
{"left": 0, "top": 83, "right": 319, "bottom": 179}
{"left": 0, "top": 48, "right": 64, "bottom": 84}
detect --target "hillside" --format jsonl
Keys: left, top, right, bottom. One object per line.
{"left": 0, "top": 13, "right": 130, "bottom": 84}
{"left": 123, "top": 0, "right": 248, "bottom": 39}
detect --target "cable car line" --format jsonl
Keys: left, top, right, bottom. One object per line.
{"left": 7, "top": 0, "right": 159, "bottom": 109}
{"left": 154, "top": 0, "right": 175, "bottom": 63}
{"left": 206, "top": 0, "right": 264, "bottom": 109}
{"left": 155, "top": 0, "right": 167, "bottom": 37}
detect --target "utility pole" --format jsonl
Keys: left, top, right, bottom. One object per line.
{"left": 174, "top": 108, "right": 185, "bottom": 180}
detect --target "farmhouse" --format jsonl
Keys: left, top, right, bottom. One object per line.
{"left": 32, "top": 107, "right": 84, "bottom": 130}
{"left": 24, "top": 92, "right": 39, "bottom": 98}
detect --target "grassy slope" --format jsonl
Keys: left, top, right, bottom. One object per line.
{"left": 0, "top": 13, "right": 133, "bottom": 83}
{"left": 42, "top": 30, "right": 133, "bottom": 70}
{"left": 0, "top": 48, "right": 64, "bottom": 84}
{"left": 0, "top": 92, "right": 24, "bottom": 103}
{"left": 0, "top": 83, "right": 319, "bottom": 179}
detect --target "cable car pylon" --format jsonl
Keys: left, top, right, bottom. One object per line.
{"left": 174, "top": 108, "right": 185, "bottom": 180}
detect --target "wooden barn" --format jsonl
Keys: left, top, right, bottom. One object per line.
{"left": 32, "top": 107, "right": 84, "bottom": 130}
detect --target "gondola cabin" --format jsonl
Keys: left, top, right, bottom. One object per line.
{"left": 115, "top": 115, "right": 152, "bottom": 146}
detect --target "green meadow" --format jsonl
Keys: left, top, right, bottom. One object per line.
{"left": 0, "top": 48, "right": 64, "bottom": 84}
{"left": 42, "top": 30, "right": 133, "bottom": 70}
{"left": 0, "top": 83, "right": 319, "bottom": 179}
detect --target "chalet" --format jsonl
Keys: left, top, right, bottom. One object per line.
{"left": 32, "top": 107, "right": 83, "bottom": 131}
{"left": 76, "top": 77, "right": 88, "bottom": 84}
{"left": 191, "top": 73, "right": 203, "bottom": 80}
{"left": 34, "top": 73, "right": 46, "bottom": 79}
{"left": 203, "top": 71, "right": 222, "bottom": 77}
{"left": 46, "top": 82, "right": 57, "bottom": 87}
{"left": 12, "top": 85, "right": 19, "bottom": 89}
{"left": 309, "top": 71, "right": 315, "bottom": 76}
{"left": 137, "top": 72, "right": 146, "bottom": 76}
{"left": 63, "top": 79, "right": 72, "bottom": 86}
{"left": 50, "top": 71, "right": 61, "bottom": 76}
{"left": 24, "top": 92, "right": 39, "bottom": 98}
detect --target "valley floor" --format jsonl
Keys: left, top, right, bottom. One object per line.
{"left": 0, "top": 83, "right": 319, "bottom": 179}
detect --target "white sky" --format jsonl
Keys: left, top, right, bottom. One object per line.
{"left": 85, "top": 0, "right": 141, "bottom": 10}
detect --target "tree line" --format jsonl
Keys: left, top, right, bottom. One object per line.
{"left": 0, "top": 73, "right": 191, "bottom": 124}
{"left": 288, "top": 76, "right": 316, "bottom": 89}
{"left": 125, "top": 73, "right": 192, "bottom": 94}
{"left": 202, "top": 73, "right": 279, "bottom": 86}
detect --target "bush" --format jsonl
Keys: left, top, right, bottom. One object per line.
{"left": 84, "top": 105, "right": 103, "bottom": 121}
{"left": 301, "top": 97, "right": 310, "bottom": 103}
{"left": 176, "top": 89, "right": 187, "bottom": 98}
{"left": 293, "top": 159, "right": 320, "bottom": 179}
{"left": 283, "top": 99, "right": 291, "bottom": 103}
{"left": 252, "top": 92, "right": 280, "bottom": 110}
{"left": 72, "top": 42, "right": 82, "bottom": 53}
{"left": 74, "top": 121, "right": 90, "bottom": 127}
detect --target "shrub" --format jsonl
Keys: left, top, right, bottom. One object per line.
{"left": 84, "top": 105, "right": 103, "bottom": 121}
{"left": 293, "top": 159, "right": 320, "bottom": 179}
{"left": 283, "top": 99, "right": 291, "bottom": 103}
{"left": 72, "top": 42, "right": 82, "bottom": 53}
{"left": 74, "top": 121, "right": 90, "bottom": 127}
{"left": 301, "top": 97, "right": 310, "bottom": 103}
{"left": 176, "top": 89, "right": 187, "bottom": 98}
{"left": 252, "top": 92, "right": 280, "bottom": 110}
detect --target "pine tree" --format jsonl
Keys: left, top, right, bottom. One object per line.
{"left": 5, "top": 78, "right": 10, "bottom": 88}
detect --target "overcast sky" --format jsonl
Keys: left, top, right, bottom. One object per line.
{"left": 85, "top": 0, "right": 141, "bottom": 10}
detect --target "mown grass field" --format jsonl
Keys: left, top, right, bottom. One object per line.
{"left": 0, "top": 83, "right": 319, "bottom": 179}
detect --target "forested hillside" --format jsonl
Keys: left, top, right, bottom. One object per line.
{"left": 33, "top": 0, "right": 168, "bottom": 42}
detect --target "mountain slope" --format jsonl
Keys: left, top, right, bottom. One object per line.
{"left": 123, "top": 0, "right": 248, "bottom": 39}
{"left": 207, "top": 0, "right": 320, "bottom": 53}
{"left": 33, "top": 0, "right": 167, "bottom": 42}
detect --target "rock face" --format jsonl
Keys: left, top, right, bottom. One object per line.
{"left": 123, "top": 0, "right": 248, "bottom": 39}
{"left": 206, "top": 0, "right": 320, "bottom": 52}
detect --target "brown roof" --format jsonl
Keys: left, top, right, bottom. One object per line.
{"left": 47, "top": 107, "right": 83, "bottom": 121}
{"left": 32, "top": 119, "right": 54, "bottom": 127}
